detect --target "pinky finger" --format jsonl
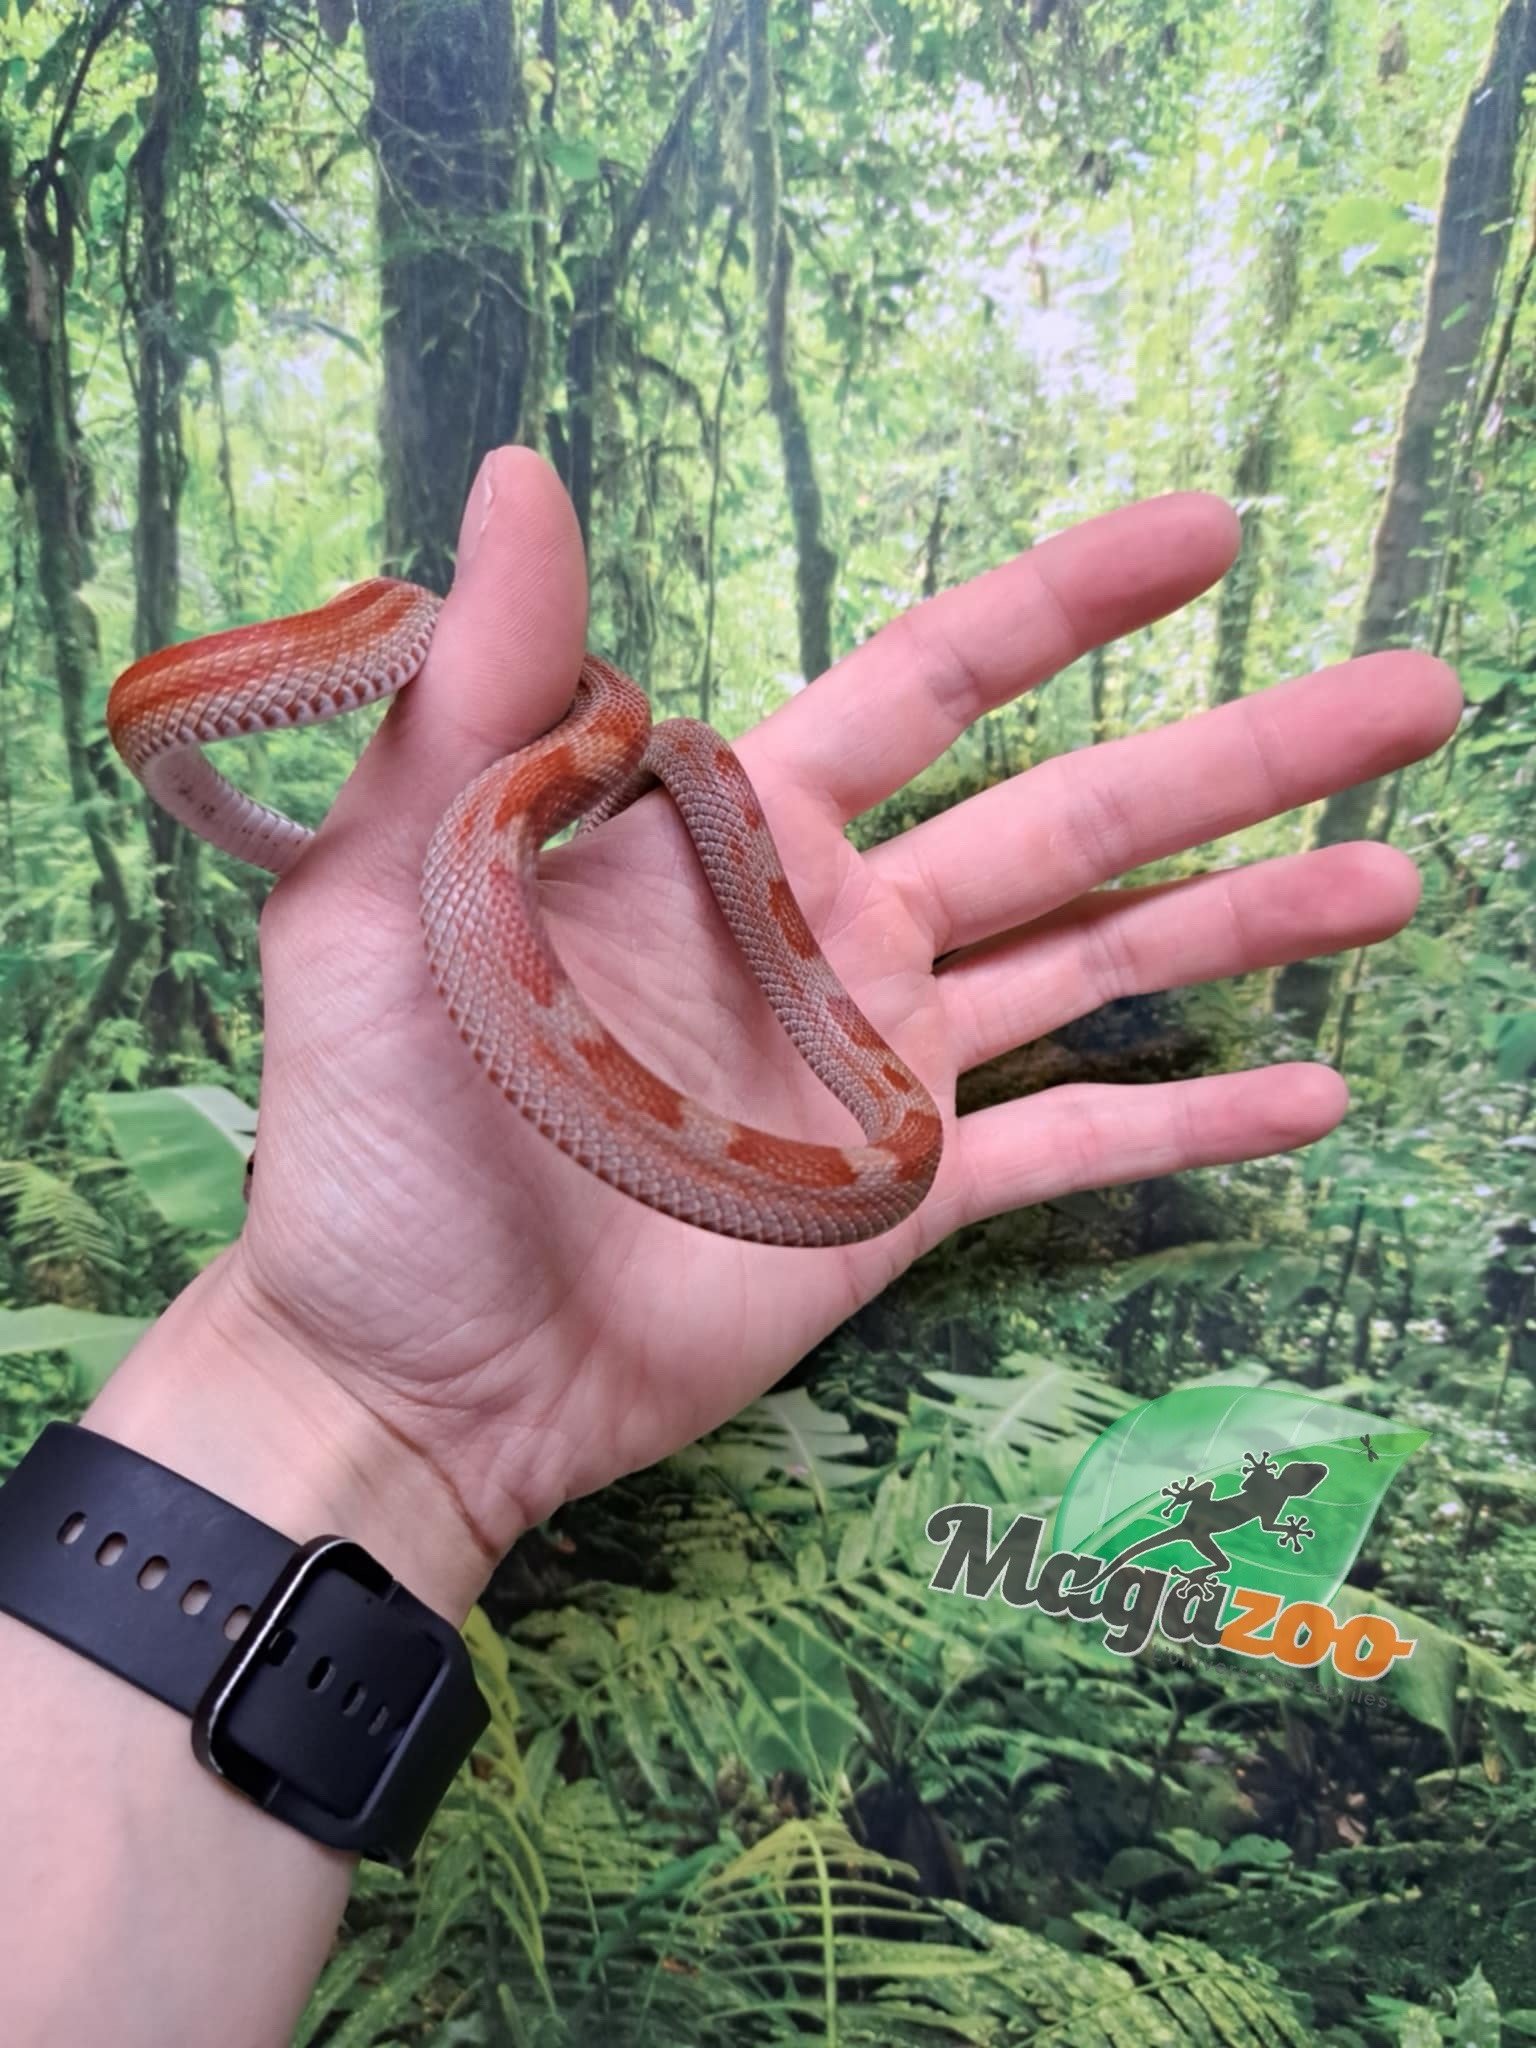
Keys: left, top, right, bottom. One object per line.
{"left": 952, "top": 1063, "right": 1347, "bottom": 1228}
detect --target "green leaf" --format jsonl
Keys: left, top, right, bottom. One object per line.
{"left": 1328, "top": 1585, "right": 1536, "bottom": 1752}
{"left": 1102, "top": 1846, "right": 1181, "bottom": 1892}
{"left": 545, "top": 135, "right": 600, "bottom": 183}
{"left": 1319, "top": 193, "right": 1395, "bottom": 251}
{"left": 1462, "top": 664, "right": 1517, "bottom": 704}
{"left": 1213, "top": 1833, "right": 1291, "bottom": 1871}
{"left": 1454, "top": 1965, "right": 1501, "bottom": 2047}
{"left": 91, "top": 1086, "right": 253, "bottom": 1253}
{"left": 1053, "top": 1386, "right": 1428, "bottom": 1611}
{"left": 0, "top": 1305, "right": 149, "bottom": 1394}
{"left": 1161, "top": 1826, "right": 1223, "bottom": 1873}
{"left": 1397, "top": 2013, "right": 1444, "bottom": 2048}
{"left": 1494, "top": 1009, "right": 1536, "bottom": 1080}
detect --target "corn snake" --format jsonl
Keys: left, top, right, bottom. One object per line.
{"left": 106, "top": 579, "right": 942, "bottom": 1247}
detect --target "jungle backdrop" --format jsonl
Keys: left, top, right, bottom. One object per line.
{"left": 1, "top": 0, "right": 1533, "bottom": 2042}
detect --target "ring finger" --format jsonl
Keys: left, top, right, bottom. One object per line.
{"left": 939, "top": 841, "right": 1420, "bottom": 1075}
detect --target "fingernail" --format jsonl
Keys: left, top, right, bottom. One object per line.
{"left": 458, "top": 450, "right": 501, "bottom": 574}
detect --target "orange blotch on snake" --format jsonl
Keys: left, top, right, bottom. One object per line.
{"left": 884, "top": 1107, "right": 943, "bottom": 1182}
{"left": 881, "top": 1063, "right": 914, "bottom": 1093}
{"left": 525, "top": 1035, "right": 570, "bottom": 1079}
{"left": 482, "top": 863, "right": 558, "bottom": 1008}
{"left": 573, "top": 1034, "right": 686, "bottom": 1128}
{"left": 830, "top": 993, "right": 889, "bottom": 1052}
{"left": 767, "top": 878, "right": 819, "bottom": 959}
{"left": 585, "top": 698, "right": 637, "bottom": 744}
{"left": 724, "top": 1126, "right": 859, "bottom": 1188}
{"left": 493, "top": 744, "right": 574, "bottom": 831}
{"left": 508, "top": 944, "right": 557, "bottom": 1007}
{"left": 452, "top": 800, "right": 482, "bottom": 852}
{"left": 550, "top": 770, "right": 603, "bottom": 816}
{"left": 717, "top": 750, "right": 766, "bottom": 830}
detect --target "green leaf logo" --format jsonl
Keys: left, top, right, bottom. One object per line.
{"left": 1053, "top": 1386, "right": 1427, "bottom": 1614}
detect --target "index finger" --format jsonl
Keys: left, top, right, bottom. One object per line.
{"left": 740, "top": 492, "right": 1242, "bottom": 824}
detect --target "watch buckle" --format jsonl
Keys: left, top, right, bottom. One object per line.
{"left": 191, "top": 1534, "right": 463, "bottom": 1864}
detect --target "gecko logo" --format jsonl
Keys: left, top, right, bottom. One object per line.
{"left": 925, "top": 1386, "right": 1428, "bottom": 1684}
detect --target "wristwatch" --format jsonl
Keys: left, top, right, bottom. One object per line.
{"left": 0, "top": 1423, "right": 489, "bottom": 1867}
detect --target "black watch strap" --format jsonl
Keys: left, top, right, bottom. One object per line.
{"left": 0, "top": 1423, "right": 488, "bottom": 1867}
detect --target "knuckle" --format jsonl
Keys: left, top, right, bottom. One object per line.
{"left": 1054, "top": 1085, "right": 1114, "bottom": 1188}
{"left": 1061, "top": 766, "right": 1137, "bottom": 891}
{"left": 1170, "top": 1082, "right": 1208, "bottom": 1167}
{"left": 891, "top": 599, "right": 989, "bottom": 728}
{"left": 1081, "top": 900, "right": 1139, "bottom": 1002}
{"left": 1237, "top": 696, "right": 1290, "bottom": 812}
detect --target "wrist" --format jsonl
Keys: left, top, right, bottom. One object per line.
{"left": 82, "top": 1253, "right": 498, "bottom": 1624}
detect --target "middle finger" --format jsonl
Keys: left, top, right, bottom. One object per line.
{"left": 869, "top": 649, "right": 1461, "bottom": 958}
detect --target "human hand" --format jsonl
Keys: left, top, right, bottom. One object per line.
{"left": 105, "top": 450, "right": 1459, "bottom": 1609}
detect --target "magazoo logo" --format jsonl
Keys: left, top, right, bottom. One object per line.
{"left": 925, "top": 1386, "right": 1428, "bottom": 1682}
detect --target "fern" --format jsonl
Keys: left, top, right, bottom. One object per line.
{"left": 0, "top": 1159, "right": 123, "bottom": 1285}
{"left": 907, "top": 1903, "right": 1315, "bottom": 2046}
{"left": 899, "top": 1358, "right": 1133, "bottom": 1504}
{"left": 685, "top": 1389, "right": 875, "bottom": 1506}
{"left": 501, "top": 1455, "right": 1003, "bottom": 1800}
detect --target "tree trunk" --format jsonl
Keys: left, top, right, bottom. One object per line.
{"left": 745, "top": 0, "right": 836, "bottom": 684}
{"left": 563, "top": 1, "right": 742, "bottom": 549}
{"left": 130, "top": 0, "right": 201, "bottom": 1061}
{"left": 518, "top": 0, "right": 558, "bottom": 458}
{"left": 359, "top": 0, "right": 528, "bottom": 594}
{"left": 1210, "top": 0, "right": 1336, "bottom": 707}
{"left": 1274, "top": 0, "right": 1536, "bottom": 1036}
{"left": 0, "top": 117, "right": 148, "bottom": 1143}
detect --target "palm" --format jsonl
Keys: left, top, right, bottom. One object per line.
{"left": 227, "top": 451, "right": 1458, "bottom": 1549}
{"left": 244, "top": 743, "right": 945, "bottom": 1514}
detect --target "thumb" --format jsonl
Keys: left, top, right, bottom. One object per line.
{"left": 322, "top": 446, "right": 590, "bottom": 881}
